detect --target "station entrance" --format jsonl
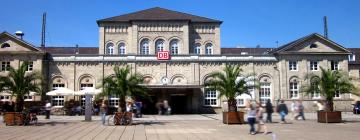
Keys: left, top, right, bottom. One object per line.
{"left": 139, "top": 87, "right": 201, "bottom": 114}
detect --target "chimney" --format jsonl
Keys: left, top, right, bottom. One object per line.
{"left": 15, "top": 31, "right": 24, "bottom": 39}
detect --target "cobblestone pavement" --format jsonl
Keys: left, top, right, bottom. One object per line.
{"left": 0, "top": 113, "right": 359, "bottom": 140}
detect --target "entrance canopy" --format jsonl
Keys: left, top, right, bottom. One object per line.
{"left": 46, "top": 88, "right": 75, "bottom": 96}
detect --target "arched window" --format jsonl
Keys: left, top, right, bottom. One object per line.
{"left": 52, "top": 77, "right": 66, "bottom": 107}
{"left": 140, "top": 39, "right": 150, "bottom": 55}
{"left": 118, "top": 43, "right": 126, "bottom": 55}
{"left": 106, "top": 43, "right": 114, "bottom": 55}
{"left": 194, "top": 43, "right": 201, "bottom": 54}
{"left": 205, "top": 43, "right": 213, "bottom": 55}
{"left": 1, "top": 43, "right": 10, "bottom": 48}
{"left": 289, "top": 78, "right": 299, "bottom": 99}
{"left": 170, "top": 39, "right": 179, "bottom": 55}
{"left": 79, "top": 76, "right": 94, "bottom": 106}
{"left": 155, "top": 39, "right": 164, "bottom": 54}
{"left": 259, "top": 76, "right": 271, "bottom": 105}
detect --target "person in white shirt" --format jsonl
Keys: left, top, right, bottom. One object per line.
{"left": 45, "top": 100, "right": 52, "bottom": 119}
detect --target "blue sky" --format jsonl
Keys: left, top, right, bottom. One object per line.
{"left": 0, "top": 0, "right": 359, "bottom": 48}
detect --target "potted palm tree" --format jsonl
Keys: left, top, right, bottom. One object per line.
{"left": 303, "top": 67, "right": 358, "bottom": 123}
{"left": 0, "top": 61, "right": 42, "bottom": 125}
{"left": 99, "top": 66, "right": 148, "bottom": 125}
{"left": 205, "top": 65, "right": 257, "bottom": 124}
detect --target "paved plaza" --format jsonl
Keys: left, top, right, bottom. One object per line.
{"left": 0, "top": 113, "right": 359, "bottom": 140}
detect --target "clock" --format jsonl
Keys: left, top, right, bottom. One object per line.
{"left": 161, "top": 76, "right": 169, "bottom": 85}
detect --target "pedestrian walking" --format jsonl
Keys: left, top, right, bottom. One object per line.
{"left": 276, "top": 100, "right": 288, "bottom": 123}
{"left": 45, "top": 100, "right": 51, "bottom": 119}
{"left": 294, "top": 100, "right": 305, "bottom": 120}
{"left": 100, "top": 100, "right": 107, "bottom": 125}
{"left": 256, "top": 102, "right": 268, "bottom": 134}
{"left": 315, "top": 100, "right": 325, "bottom": 111}
{"left": 265, "top": 99, "right": 273, "bottom": 123}
{"left": 246, "top": 101, "right": 257, "bottom": 135}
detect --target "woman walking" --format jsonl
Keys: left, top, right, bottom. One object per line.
{"left": 100, "top": 100, "right": 107, "bottom": 125}
{"left": 246, "top": 102, "right": 257, "bottom": 135}
{"left": 256, "top": 102, "right": 268, "bottom": 134}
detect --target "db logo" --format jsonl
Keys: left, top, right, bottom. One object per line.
{"left": 157, "top": 51, "right": 170, "bottom": 60}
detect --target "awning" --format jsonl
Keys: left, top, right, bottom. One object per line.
{"left": 74, "top": 87, "right": 102, "bottom": 96}
{"left": 145, "top": 84, "right": 203, "bottom": 89}
{"left": 46, "top": 88, "right": 75, "bottom": 96}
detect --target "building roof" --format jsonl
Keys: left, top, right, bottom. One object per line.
{"left": 97, "top": 7, "right": 222, "bottom": 24}
{"left": 348, "top": 48, "right": 360, "bottom": 65}
{"left": 41, "top": 47, "right": 98, "bottom": 55}
{"left": 0, "top": 31, "right": 43, "bottom": 52}
{"left": 221, "top": 48, "right": 273, "bottom": 55}
{"left": 269, "top": 33, "right": 350, "bottom": 54}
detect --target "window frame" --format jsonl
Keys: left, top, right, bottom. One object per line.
{"left": 155, "top": 39, "right": 165, "bottom": 54}
{"left": 1, "top": 61, "right": 11, "bottom": 71}
{"left": 106, "top": 43, "right": 114, "bottom": 55}
{"left": 118, "top": 43, "right": 126, "bottom": 55}
{"left": 194, "top": 43, "right": 201, "bottom": 54}
{"left": 0, "top": 95, "right": 10, "bottom": 101}
{"left": 259, "top": 82, "right": 271, "bottom": 105}
{"left": 170, "top": 39, "right": 179, "bottom": 55}
{"left": 52, "top": 96, "right": 65, "bottom": 107}
{"left": 109, "top": 95, "right": 120, "bottom": 107}
{"left": 310, "top": 61, "right": 318, "bottom": 71}
{"left": 331, "top": 61, "right": 339, "bottom": 70}
{"left": 205, "top": 43, "right": 213, "bottom": 55}
{"left": 26, "top": 61, "right": 34, "bottom": 72}
{"left": 140, "top": 39, "right": 150, "bottom": 55}
{"left": 289, "top": 61, "right": 298, "bottom": 71}
{"left": 203, "top": 88, "right": 218, "bottom": 107}
{"left": 289, "top": 81, "right": 299, "bottom": 99}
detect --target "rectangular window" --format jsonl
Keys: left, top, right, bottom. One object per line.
{"left": 289, "top": 82, "right": 299, "bottom": 99}
{"left": 236, "top": 98, "right": 244, "bottom": 107}
{"left": 310, "top": 61, "right": 318, "bottom": 71}
{"left": 52, "top": 84, "right": 65, "bottom": 90}
{"left": 334, "top": 91, "right": 341, "bottom": 98}
{"left": 259, "top": 82, "right": 271, "bottom": 105}
{"left": 1, "top": 61, "right": 10, "bottom": 71}
{"left": 109, "top": 95, "right": 119, "bottom": 107}
{"left": 0, "top": 95, "right": 10, "bottom": 101}
{"left": 204, "top": 88, "right": 218, "bottom": 106}
{"left": 311, "top": 91, "right": 321, "bottom": 99}
{"left": 26, "top": 61, "right": 33, "bottom": 71}
{"left": 349, "top": 54, "right": 356, "bottom": 61}
{"left": 52, "top": 96, "right": 64, "bottom": 106}
{"left": 289, "top": 61, "right": 298, "bottom": 71}
{"left": 24, "top": 95, "right": 33, "bottom": 101}
{"left": 331, "top": 61, "right": 339, "bottom": 70}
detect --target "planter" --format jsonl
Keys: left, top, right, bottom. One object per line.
{"left": 222, "top": 111, "right": 245, "bottom": 124}
{"left": 4, "top": 112, "right": 24, "bottom": 126}
{"left": 317, "top": 111, "right": 342, "bottom": 123}
{"left": 114, "top": 112, "right": 133, "bottom": 125}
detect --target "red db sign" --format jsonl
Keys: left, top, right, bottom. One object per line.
{"left": 157, "top": 51, "right": 170, "bottom": 60}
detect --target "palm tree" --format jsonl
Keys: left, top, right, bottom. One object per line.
{"left": 0, "top": 61, "right": 42, "bottom": 112}
{"left": 100, "top": 66, "right": 148, "bottom": 112}
{"left": 205, "top": 65, "right": 257, "bottom": 112}
{"left": 303, "top": 67, "right": 358, "bottom": 111}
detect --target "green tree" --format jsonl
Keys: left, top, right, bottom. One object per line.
{"left": 0, "top": 61, "right": 42, "bottom": 112}
{"left": 100, "top": 66, "right": 148, "bottom": 112}
{"left": 205, "top": 65, "right": 257, "bottom": 112}
{"left": 303, "top": 67, "right": 358, "bottom": 111}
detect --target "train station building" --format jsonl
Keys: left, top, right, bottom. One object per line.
{"left": 1, "top": 7, "right": 359, "bottom": 114}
